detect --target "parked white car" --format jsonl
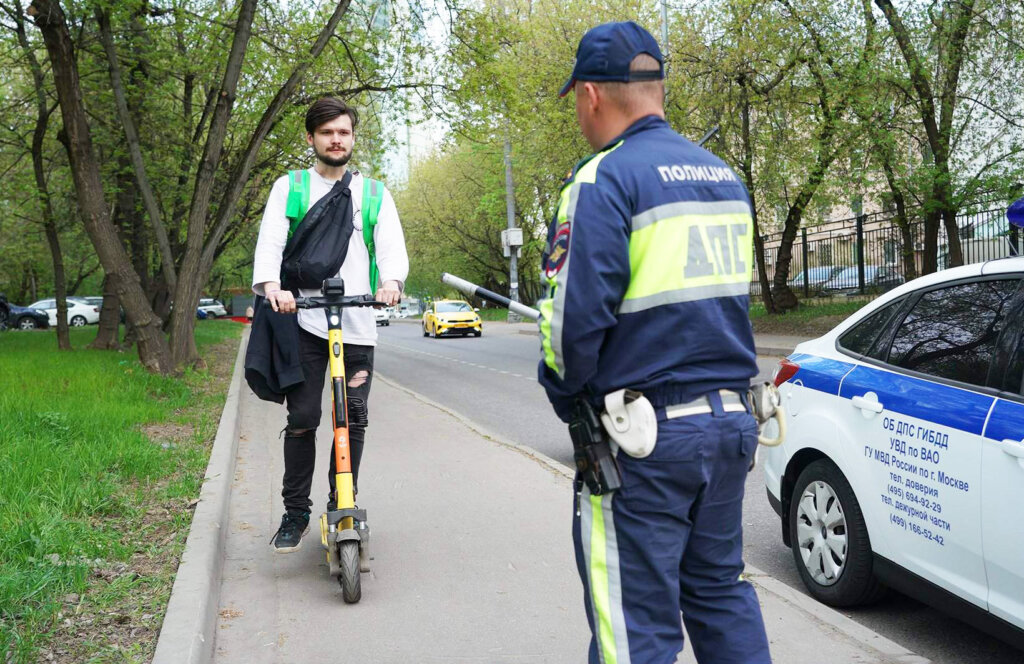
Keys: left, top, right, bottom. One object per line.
{"left": 28, "top": 298, "right": 100, "bottom": 327}
{"left": 374, "top": 307, "right": 391, "bottom": 326}
{"left": 197, "top": 298, "right": 227, "bottom": 318}
{"left": 764, "top": 256, "right": 1024, "bottom": 648}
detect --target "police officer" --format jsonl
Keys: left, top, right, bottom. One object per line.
{"left": 537, "top": 22, "right": 771, "bottom": 664}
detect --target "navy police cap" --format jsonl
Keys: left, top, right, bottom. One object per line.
{"left": 559, "top": 21, "right": 664, "bottom": 98}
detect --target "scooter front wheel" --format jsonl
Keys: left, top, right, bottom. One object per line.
{"left": 338, "top": 540, "right": 362, "bottom": 603}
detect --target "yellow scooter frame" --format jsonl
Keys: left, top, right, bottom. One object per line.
{"left": 293, "top": 278, "right": 381, "bottom": 603}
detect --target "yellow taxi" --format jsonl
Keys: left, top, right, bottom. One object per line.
{"left": 422, "top": 299, "right": 482, "bottom": 338}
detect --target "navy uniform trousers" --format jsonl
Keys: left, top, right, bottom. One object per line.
{"left": 573, "top": 393, "right": 772, "bottom": 664}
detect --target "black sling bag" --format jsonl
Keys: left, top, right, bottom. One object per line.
{"left": 280, "top": 171, "right": 355, "bottom": 290}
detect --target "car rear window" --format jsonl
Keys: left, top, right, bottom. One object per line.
{"left": 888, "top": 279, "right": 1021, "bottom": 388}
{"left": 838, "top": 299, "right": 904, "bottom": 357}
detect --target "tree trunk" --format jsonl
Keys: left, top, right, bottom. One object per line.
{"left": 922, "top": 210, "right": 940, "bottom": 274}
{"left": 12, "top": 0, "right": 70, "bottom": 349}
{"left": 169, "top": 0, "right": 354, "bottom": 367}
{"left": 89, "top": 274, "right": 122, "bottom": 349}
{"left": 30, "top": 0, "right": 172, "bottom": 373}
{"left": 739, "top": 88, "right": 775, "bottom": 313}
{"left": 874, "top": 0, "right": 972, "bottom": 270}
{"left": 41, "top": 220, "right": 71, "bottom": 349}
{"left": 96, "top": 8, "right": 178, "bottom": 293}
{"left": 167, "top": 0, "right": 258, "bottom": 367}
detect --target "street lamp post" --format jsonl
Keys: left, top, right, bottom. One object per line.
{"left": 503, "top": 137, "right": 523, "bottom": 322}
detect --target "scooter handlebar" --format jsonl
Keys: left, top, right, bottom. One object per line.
{"left": 262, "top": 294, "right": 387, "bottom": 310}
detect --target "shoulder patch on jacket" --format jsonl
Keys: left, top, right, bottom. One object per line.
{"left": 545, "top": 222, "right": 571, "bottom": 279}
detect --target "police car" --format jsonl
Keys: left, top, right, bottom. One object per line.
{"left": 764, "top": 255, "right": 1024, "bottom": 648}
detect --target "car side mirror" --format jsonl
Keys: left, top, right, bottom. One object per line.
{"left": 474, "top": 308, "right": 479, "bottom": 312}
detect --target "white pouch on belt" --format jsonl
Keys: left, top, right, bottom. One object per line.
{"left": 600, "top": 389, "right": 657, "bottom": 458}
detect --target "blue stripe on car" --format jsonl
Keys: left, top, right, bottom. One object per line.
{"left": 985, "top": 399, "right": 1024, "bottom": 442}
{"left": 788, "top": 353, "right": 856, "bottom": 394}
{"left": 790, "top": 353, "right": 1015, "bottom": 439}
{"left": 839, "top": 364, "right": 993, "bottom": 436}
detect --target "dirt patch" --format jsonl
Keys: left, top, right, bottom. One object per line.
{"left": 40, "top": 335, "right": 240, "bottom": 663}
{"left": 139, "top": 421, "right": 195, "bottom": 448}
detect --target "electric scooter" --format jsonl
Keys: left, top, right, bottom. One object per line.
{"left": 292, "top": 277, "right": 384, "bottom": 603}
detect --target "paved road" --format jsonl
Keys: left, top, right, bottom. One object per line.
{"left": 375, "top": 320, "right": 1023, "bottom": 664}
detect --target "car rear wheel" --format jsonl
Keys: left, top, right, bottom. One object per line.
{"left": 422, "top": 325, "right": 428, "bottom": 337}
{"left": 18, "top": 317, "right": 38, "bottom": 330}
{"left": 70, "top": 315, "right": 87, "bottom": 327}
{"left": 789, "top": 459, "right": 886, "bottom": 607}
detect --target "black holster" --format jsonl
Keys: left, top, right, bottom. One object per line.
{"left": 568, "top": 398, "right": 622, "bottom": 495}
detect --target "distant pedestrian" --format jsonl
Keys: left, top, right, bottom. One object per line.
{"left": 537, "top": 22, "right": 771, "bottom": 663}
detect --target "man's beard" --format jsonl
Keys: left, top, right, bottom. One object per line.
{"left": 315, "top": 147, "right": 351, "bottom": 168}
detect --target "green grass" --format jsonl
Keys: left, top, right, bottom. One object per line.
{"left": 477, "top": 307, "right": 521, "bottom": 322}
{"left": 0, "top": 322, "right": 242, "bottom": 663}
{"left": 748, "top": 298, "right": 867, "bottom": 324}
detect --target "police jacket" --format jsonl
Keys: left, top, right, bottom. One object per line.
{"left": 538, "top": 115, "right": 758, "bottom": 422}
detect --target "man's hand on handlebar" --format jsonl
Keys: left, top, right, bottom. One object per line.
{"left": 375, "top": 280, "right": 402, "bottom": 307}
{"left": 263, "top": 282, "right": 296, "bottom": 314}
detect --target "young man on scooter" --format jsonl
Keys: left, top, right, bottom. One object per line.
{"left": 251, "top": 97, "right": 409, "bottom": 552}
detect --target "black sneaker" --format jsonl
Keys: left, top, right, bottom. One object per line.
{"left": 270, "top": 509, "right": 310, "bottom": 553}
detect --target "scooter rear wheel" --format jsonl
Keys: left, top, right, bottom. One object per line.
{"left": 338, "top": 540, "right": 362, "bottom": 603}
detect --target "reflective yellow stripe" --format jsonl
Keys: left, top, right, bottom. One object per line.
{"left": 540, "top": 296, "right": 557, "bottom": 372}
{"left": 589, "top": 494, "right": 618, "bottom": 664}
{"left": 539, "top": 142, "right": 623, "bottom": 376}
{"left": 624, "top": 212, "right": 752, "bottom": 307}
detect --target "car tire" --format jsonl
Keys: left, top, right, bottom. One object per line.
{"left": 70, "top": 315, "right": 87, "bottom": 327}
{"left": 473, "top": 331, "right": 481, "bottom": 337}
{"left": 423, "top": 325, "right": 428, "bottom": 337}
{"left": 18, "top": 317, "right": 38, "bottom": 330}
{"left": 788, "top": 459, "right": 886, "bottom": 607}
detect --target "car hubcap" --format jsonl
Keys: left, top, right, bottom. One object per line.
{"left": 796, "top": 480, "right": 848, "bottom": 586}
{"left": 19, "top": 320, "right": 33, "bottom": 330}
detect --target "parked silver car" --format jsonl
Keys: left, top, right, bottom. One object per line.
{"left": 198, "top": 298, "right": 228, "bottom": 318}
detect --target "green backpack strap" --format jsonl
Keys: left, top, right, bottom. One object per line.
{"left": 362, "top": 177, "right": 384, "bottom": 290}
{"left": 285, "top": 170, "right": 310, "bottom": 240}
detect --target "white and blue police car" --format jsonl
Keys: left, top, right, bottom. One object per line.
{"left": 764, "top": 254, "right": 1024, "bottom": 648}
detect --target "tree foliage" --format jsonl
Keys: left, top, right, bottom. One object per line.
{"left": 397, "top": 0, "right": 1024, "bottom": 312}
{"left": 0, "top": 0, "right": 434, "bottom": 368}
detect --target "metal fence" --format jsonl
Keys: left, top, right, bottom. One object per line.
{"left": 751, "top": 205, "right": 1022, "bottom": 298}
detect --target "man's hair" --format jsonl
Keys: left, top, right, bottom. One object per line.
{"left": 596, "top": 54, "right": 663, "bottom": 112}
{"left": 305, "top": 97, "right": 359, "bottom": 134}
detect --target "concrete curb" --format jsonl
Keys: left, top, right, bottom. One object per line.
{"left": 379, "top": 373, "right": 931, "bottom": 664}
{"left": 151, "top": 329, "right": 248, "bottom": 664}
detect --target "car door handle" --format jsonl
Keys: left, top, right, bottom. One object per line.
{"left": 1000, "top": 439, "right": 1024, "bottom": 459}
{"left": 851, "top": 395, "right": 884, "bottom": 413}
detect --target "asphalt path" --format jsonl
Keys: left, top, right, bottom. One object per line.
{"left": 374, "top": 320, "right": 1023, "bottom": 664}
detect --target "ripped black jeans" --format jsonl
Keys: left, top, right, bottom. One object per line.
{"left": 281, "top": 327, "right": 374, "bottom": 512}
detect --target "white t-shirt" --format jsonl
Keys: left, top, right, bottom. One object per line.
{"left": 251, "top": 168, "right": 409, "bottom": 344}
